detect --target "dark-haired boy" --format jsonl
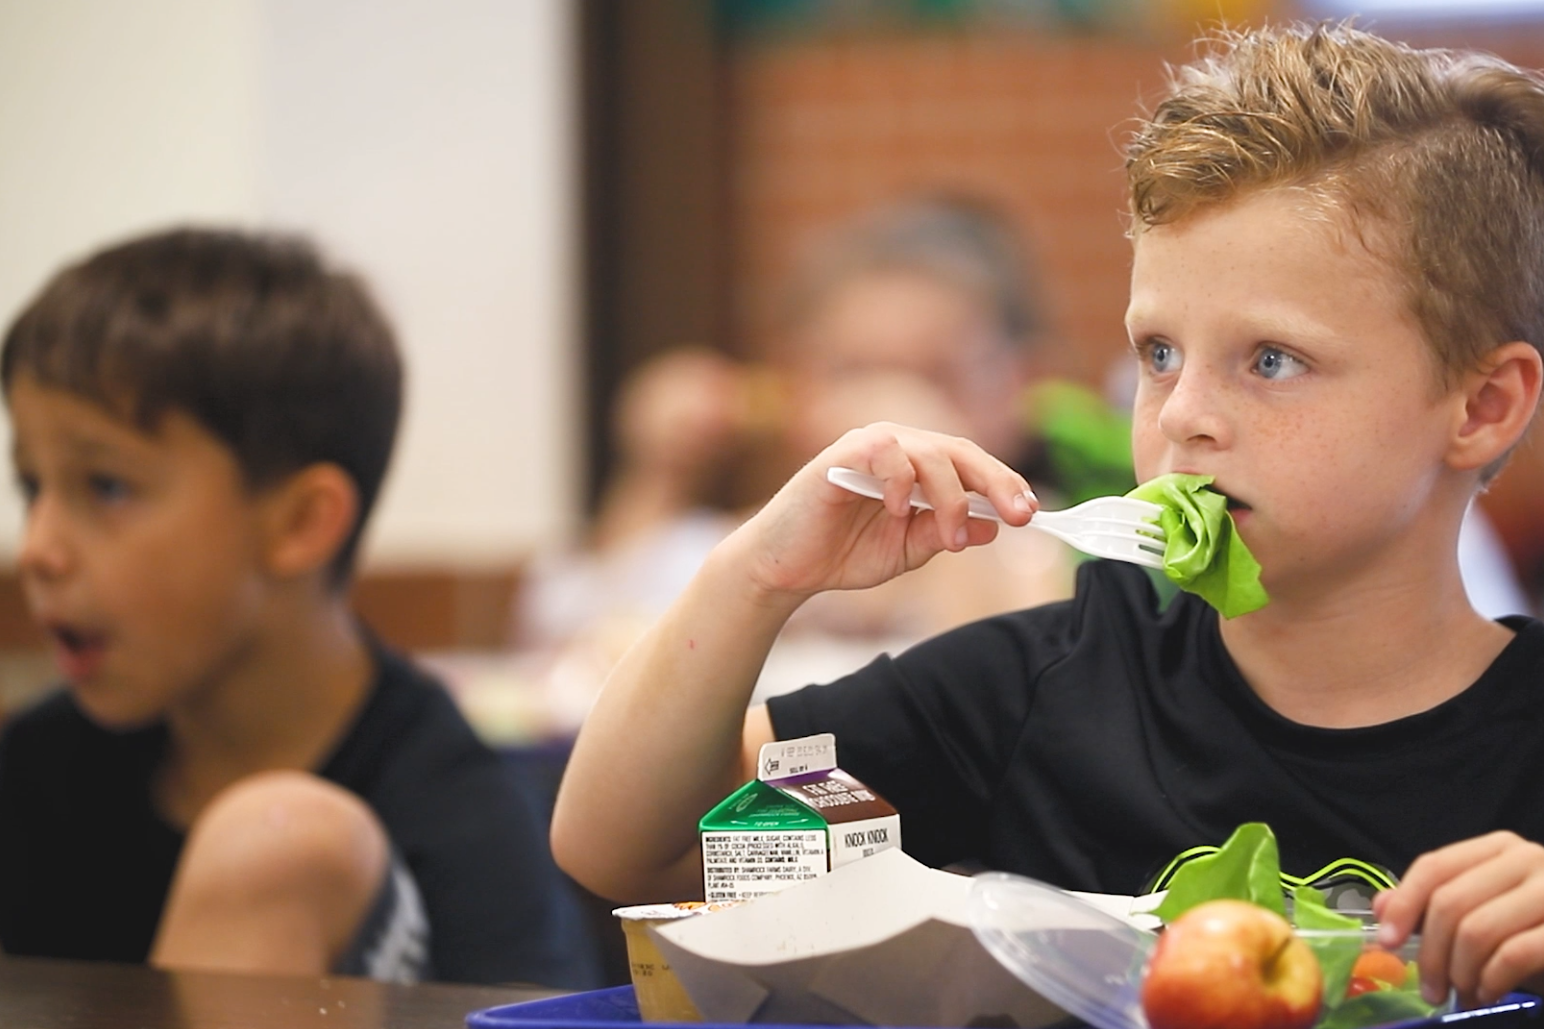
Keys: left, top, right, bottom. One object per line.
{"left": 0, "top": 229, "right": 594, "bottom": 986}
{"left": 555, "top": 23, "right": 1544, "bottom": 1007}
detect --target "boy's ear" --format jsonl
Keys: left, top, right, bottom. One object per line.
{"left": 259, "top": 463, "right": 360, "bottom": 580}
{"left": 1448, "top": 341, "right": 1544, "bottom": 472}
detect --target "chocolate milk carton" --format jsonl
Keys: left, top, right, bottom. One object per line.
{"left": 699, "top": 733, "right": 901, "bottom": 902}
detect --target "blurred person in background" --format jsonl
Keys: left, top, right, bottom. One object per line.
{"left": 0, "top": 229, "right": 597, "bottom": 987}
{"left": 517, "top": 196, "right": 1095, "bottom": 698}
{"left": 515, "top": 346, "right": 752, "bottom": 663}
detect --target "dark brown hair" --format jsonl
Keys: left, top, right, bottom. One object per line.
{"left": 1, "top": 228, "right": 402, "bottom": 583}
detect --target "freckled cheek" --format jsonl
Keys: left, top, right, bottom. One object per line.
{"left": 1248, "top": 416, "right": 1347, "bottom": 500}
{"left": 1265, "top": 412, "right": 1419, "bottom": 528}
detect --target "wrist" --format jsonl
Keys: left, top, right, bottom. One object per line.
{"left": 702, "top": 524, "right": 810, "bottom": 621}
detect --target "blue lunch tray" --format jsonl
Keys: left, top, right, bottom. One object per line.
{"left": 467, "top": 985, "right": 1544, "bottom": 1029}
{"left": 465, "top": 986, "right": 929, "bottom": 1029}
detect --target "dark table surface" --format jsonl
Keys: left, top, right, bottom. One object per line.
{"left": 0, "top": 953, "right": 559, "bottom": 1028}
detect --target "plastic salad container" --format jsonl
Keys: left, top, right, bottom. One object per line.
{"left": 966, "top": 872, "right": 1521, "bottom": 1029}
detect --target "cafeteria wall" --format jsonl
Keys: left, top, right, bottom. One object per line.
{"left": 0, "top": 0, "right": 580, "bottom": 575}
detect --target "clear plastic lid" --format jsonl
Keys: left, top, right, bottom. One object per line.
{"left": 968, "top": 872, "right": 1158, "bottom": 1029}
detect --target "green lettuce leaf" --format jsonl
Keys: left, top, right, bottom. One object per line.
{"left": 1153, "top": 822, "right": 1286, "bottom": 921}
{"left": 1315, "top": 989, "right": 1436, "bottom": 1029}
{"left": 1293, "top": 885, "right": 1362, "bottom": 1007}
{"left": 1127, "top": 472, "right": 1269, "bottom": 618}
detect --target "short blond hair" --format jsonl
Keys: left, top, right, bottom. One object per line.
{"left": 1126, "top": 22, "right": 1544, "bottom": 386}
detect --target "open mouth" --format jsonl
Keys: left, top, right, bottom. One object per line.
{"left": 1210, "top": 487, "right": 1252, "bottom": 514}
{"left": 46, "top": 623, "right": 108, "bottom": 679}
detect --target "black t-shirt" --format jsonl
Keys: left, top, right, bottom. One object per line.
{"left": 0, "top": 643, "right": 597, "bottom": 988}
{"left": 768, "top": 560, "right": 1544, "bottom": 897}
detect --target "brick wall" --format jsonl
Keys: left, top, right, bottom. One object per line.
{"left": 726, "top": 29, "right": 1187, "bottom": 387}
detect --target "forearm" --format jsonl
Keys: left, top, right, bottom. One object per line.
{"left": 550, "top": 530, "right": 802, "bottom": 902}
{"left": 553, "top": 422, "right": 1037, "bottom": 901}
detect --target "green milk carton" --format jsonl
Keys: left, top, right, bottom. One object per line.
{"left": 699, "top": 733, "right": 901, "bottom": 902}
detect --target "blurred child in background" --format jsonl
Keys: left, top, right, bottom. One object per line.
{"left": 518, "top": 197, "right": 1083, "bottom": 696}
{"left": 0, "top": 229, "right": 596, "bottom": 987}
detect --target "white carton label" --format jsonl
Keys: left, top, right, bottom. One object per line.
{"left": 829, "top": 814, "right": 902, "bottom": 868}
{"left": 701, "top": 829, "right": 829, "bottom": 902}
{"left": 757, "top": 733, "right": 837, "bottom": 782}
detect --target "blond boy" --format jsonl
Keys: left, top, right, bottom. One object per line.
{"left": 554, "top": 23, "right": 1544, "bottom": 1006}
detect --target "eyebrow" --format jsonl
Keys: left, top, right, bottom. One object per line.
{"left": 67, "top": 437, "right": 131, "bottom": 461}
{"left": 13, "top": 430, "right": 141, "bottom": 470}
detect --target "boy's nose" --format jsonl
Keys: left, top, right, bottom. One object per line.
{"left": 17, "top": 497, "right": 74, "bottom": 582}
{"left": 1157, "top": 368, "right": 1232, "bottom": 448}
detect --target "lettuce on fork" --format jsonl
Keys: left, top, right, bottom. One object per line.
{"left": 1127, "top": 472, "right": 1269, "bottom": 618}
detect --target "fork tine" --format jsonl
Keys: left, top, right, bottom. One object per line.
{"left": 1068, "top": 496, "right": 1162, "bottom": 514}
{"left": 1077, "top": 529, "right": 1168, "bottom": 546}
{"left": 1073, "top": 518, "right": 1166, "bottom": 534}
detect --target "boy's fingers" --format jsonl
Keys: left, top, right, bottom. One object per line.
{"left": 962, "top": 516, "right": 1000, "bottom": 548}
{"left": 845, "top": 427, "right": 918, "bottom": 519}
{"left": 1437, "top": 857, "right": 1540, "bottom": 1004}
{"left": 1392, "top": 833, "right": 1538, "bottom": 1005}
{"left": 1380, "top": 833, "right": 1516, "bottom": 946}
{"left": 937, "top": 433, "right": 1035, "bottom": 526}
{"left": 870, "top": 443, "right": 921, "bottom": 520}
{"left": 1472, "top": 889, "right": 1544, "bottom": 1004}
{"left": 978, "top": 470, "right": 1037, "bottom": 526}
{"left": 1507, "top": 963, "right": 1544, "bottom": 1006}
{"left": 823, "top": 422, "right": 1028, "bottom": 546}
{"left": 866, "top": 424, "right": 989, "bottom": 540}
{"left": 903, "top": 434, "right": 976, "bottom": 551}
{"left": 913, "top": 432, "right": 1032, "bottom": 536}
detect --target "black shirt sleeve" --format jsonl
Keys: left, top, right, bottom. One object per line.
{"left": 767, "top": 591, "right": 1081, "bottom": 868}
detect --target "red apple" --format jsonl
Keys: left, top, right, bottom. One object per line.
{"left": 1142, "top": 900, "right": 1323, "bottom": 1029}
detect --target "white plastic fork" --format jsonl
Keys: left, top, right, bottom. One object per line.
{"left": 825, "top": 466, "right": 1167, "bottom": 570}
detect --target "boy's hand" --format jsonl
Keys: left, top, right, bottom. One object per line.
{"left": 1374, "top": 831, "right": 1544, "bottom": 1007}
{"left": 735, "top": 422, "right": 1038, "bottom": 601}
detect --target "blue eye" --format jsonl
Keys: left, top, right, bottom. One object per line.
{"left": 1151, "top": 341, "right": 1182, "bottom": 374}
{"left": 1253, "top": 346, "right": 1307, "bottom": 381}
{"left": 88, "top": 474, "right": 131, "bottom": 504}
